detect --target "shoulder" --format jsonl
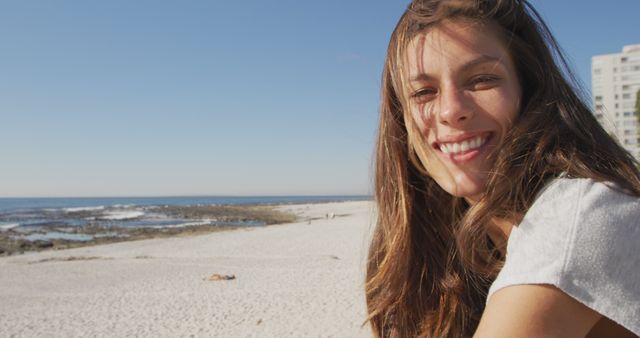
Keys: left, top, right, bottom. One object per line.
{"left": 509, "top": 178, "right": 639, "bottom": 255}
{"left": 524, "top": 177, "right": 638, "bottom": 223}
{"left": 513, "top": 178, "right": 639, "bottom": 263}
{"left": 491, "top": 178, "right": 640, "bottom": 291}
{"left": 488, "top": 178, "right": 640, "bottom": 335}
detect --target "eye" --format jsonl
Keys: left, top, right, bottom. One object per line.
{"left": 468, "top": 75, "right": 500, "bottom": 90}
{"left": 411, "top": 87, "right": 438, "bottom": 102}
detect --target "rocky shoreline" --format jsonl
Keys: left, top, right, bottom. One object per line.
{"left": 0, "top": 204, "right": 297, "bottom": 256}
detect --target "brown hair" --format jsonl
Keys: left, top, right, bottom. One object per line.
{"left": 366, "top": 0, "right": 640, "bottom": 337}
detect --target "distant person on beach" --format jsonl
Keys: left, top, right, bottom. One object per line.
{"left": 365, "top": 0, "right": 640, "bottom": 337}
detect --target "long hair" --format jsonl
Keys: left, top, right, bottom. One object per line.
{"left": 365, "top": 0, "right": 640, "bottom": 337}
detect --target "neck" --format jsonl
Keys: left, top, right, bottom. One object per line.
{"left": 487, "top": 218, "right": 514, "bottom": 256}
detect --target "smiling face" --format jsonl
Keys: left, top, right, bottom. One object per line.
{"left": 402, "top": 19, "right": 521, "bottom": 203}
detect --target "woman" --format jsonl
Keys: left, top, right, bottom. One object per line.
{"left": 365, "top": 0, "right": 640, "bottom": 337}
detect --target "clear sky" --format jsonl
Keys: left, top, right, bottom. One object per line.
{"left": 1, "top": 1, "right": 638, "bottom": 197}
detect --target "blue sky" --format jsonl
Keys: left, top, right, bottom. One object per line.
{"left": 1, "top": 1, "right": 638, "bottom": 197}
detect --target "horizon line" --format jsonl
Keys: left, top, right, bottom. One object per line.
{"left": 0, "top": 193, "right": 373, "bottom": 199}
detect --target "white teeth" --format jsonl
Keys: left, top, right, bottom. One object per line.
{"left": 472, "top": 137, "right": 480, "bottom": 148}
{"left": 440, "top": 135, "right": 486, "bottom": 154}
{"left": 460, "top": 140, "right": 470, "bottom": 152}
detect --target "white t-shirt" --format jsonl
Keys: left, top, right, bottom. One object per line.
{"left": 488, "top": 178, "right": 640, "bottom": 335}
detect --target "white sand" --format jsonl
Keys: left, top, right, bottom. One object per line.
{"left": 0, "top": 201, "right": 375, "bottom": 337}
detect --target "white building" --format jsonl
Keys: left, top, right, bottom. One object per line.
{"left": 592, "top": 44, "right": 640, "bottom": 160}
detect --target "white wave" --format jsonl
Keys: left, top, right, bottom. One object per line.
{"left": 174, "top": 220, "right": 213, "bottom": 227}
{"left": 0, "top": 223, "right": 20, "bottom": 231}
{"left": 112, "top": 204, "right": 135, "bottom": 209}
{"left": 100, "top": 211, "right": 145, "bottom": 220}
{"left": 149, "top": 219, "right": 214, "bottom": 229}
{"left": 64, "top": 206, "right": 105, "bottom": 213}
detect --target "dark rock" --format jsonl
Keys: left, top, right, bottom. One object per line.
{"left": 35, "top": 241, "right": 54, "bottom": 249}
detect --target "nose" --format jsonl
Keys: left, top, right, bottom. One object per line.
{"left": 436, "top": 86, "right": 474, "bottom": 126}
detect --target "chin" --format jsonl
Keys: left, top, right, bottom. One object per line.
{"left": 439, "top": 176, "right": 486, "bottom": 202}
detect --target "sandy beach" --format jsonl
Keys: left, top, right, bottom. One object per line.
{"left": 0, "top": 201, "right": 375, "bottom": 337}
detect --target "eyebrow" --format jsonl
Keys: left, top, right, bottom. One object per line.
{"left": 408, "top": 55, "right": 505, "bottom": 82}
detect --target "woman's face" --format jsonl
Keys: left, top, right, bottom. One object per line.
{"left": 403, "top": 19, "right": 521, "bottom": 203}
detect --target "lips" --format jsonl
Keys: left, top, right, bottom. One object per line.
{"left": 439, "top": 135, "right": 488, "bottom": 154}
{"left": 434, "top": 133, "right": 490, "bottom": 155}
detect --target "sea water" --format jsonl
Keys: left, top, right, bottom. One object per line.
{"left": 0, "top": 195, "right": 370, "bottom": 241}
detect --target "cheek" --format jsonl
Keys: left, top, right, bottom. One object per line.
{"left": 480, "top": 91, "right": 519, "bottom": 129}
{"left": 500, "top": 98, "right": 520, "bottom": 128}
{"left": 500, "top": 83, "right": 521, "bottom": 124}
{"left": 409, "top": 105, "right": 432, "bottom": 136}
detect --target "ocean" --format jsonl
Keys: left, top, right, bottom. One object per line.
{"left": 0, "top": 195, "right": 371, "bottom": 238}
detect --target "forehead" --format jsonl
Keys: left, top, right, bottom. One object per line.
{"left": 404, "top": 19, "right": 511, "bottom": 75}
